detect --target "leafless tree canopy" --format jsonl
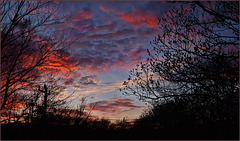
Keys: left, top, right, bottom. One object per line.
{"left": 1, "top": 1, "right": 75, "bottom": 123}
{"left": 122, "top": 1, "right": 239, "bottom": 103}
{"left": 122, "top": 2, "right": 238, "bottom": 136}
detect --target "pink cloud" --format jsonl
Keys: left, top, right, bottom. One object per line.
{"left": 66, "top": 10, "right": 93, "bottom": 30}
{"left": 87, "top": 98, "right": 144, "bottom": 113}
{"left": 115, "top": 98, "right": 134, "bottom": 103}
{"left": 119, "top": 6, "right": 158, "bottom": 29}
{"left": 72, "top": 10, "right": 92, "bottom": 22}
{"left": 99, "top": 5, "right": 110, "bottom": 13}
{"left": 111, "top": 46, "right": 146, "bottom": 70}
{"left": 100, "top": 5, "right": 158, "bottom": 29}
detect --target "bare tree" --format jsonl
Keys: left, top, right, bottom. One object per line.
{"left": 121, "top": 2, "right": 239, "bottom": 133}
{"left": 1, "top": 1, "right": 75, "bottom": 122}
{"left": 122, "top": 1, "right": 239, "bottom": 103}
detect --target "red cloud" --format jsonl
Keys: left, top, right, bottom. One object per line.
{"left": 119, "top": 6, "right": 158, "bottom": 29}
{"left": 72, "top": 10, "right": 92, "bottom": 22}
{"left": 36, "top": 50, "right": 79, "bottom": 74}
{"left": 66, "top": 10, "right": 93, "bottom": 29}
{"left": 100, "top": 5, "right": 158, "bottom": 29}
{"left": 115, "top": 98, "right": 134, "bottom": 103}
{"left": 99, "top": 5, "right": 110, "bottom": 13}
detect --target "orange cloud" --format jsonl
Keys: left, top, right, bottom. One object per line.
{"left": 36, "top": 50, "right": 79, "bottom": 74}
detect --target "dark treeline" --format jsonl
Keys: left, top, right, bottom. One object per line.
{"left": 2, "top": 116, "right": 135, "bottom": 140}
{"left": 2, "top": 113, "right": 237, "bottom": 140}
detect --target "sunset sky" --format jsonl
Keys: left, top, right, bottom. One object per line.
{"left": 51, "top": 1, "right": 178, "bottom": 120}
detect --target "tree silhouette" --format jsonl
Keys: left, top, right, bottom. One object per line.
{"left": 122, "top": 1, "right": 238, "bottom": 139}
{"left": 122, "top": 1, "right": 238, "bottom": 105}
{"left": 1, "top": 1, "right": 74, "bottom": 123}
